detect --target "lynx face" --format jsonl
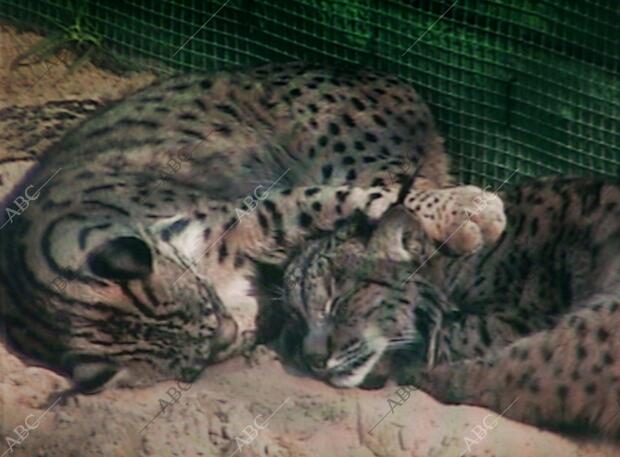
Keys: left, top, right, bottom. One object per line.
{"left": 281, "top": 214, "right": 439, "bottom": 387}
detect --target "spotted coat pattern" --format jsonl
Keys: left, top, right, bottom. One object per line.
{"left": 0, "top": 62, "right": 504, "bottom": 391}
{"left": 286, "top": 177, "right": 620, "bottom": 437}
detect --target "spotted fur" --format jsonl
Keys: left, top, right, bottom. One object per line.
{"left": 0, "top": 62, "right": 504, "bottom": 391}
{"left": 286, "top": 177, "right": 620, "bottom": 436}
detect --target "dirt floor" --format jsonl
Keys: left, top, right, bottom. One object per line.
{"left": 0, "top": 24, "right": 619, "bottom": 457}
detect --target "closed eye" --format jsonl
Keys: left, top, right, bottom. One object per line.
{"left": 330, "top": 288, "right": 356, "bottom": 314}
{"left": 321, "top": 298, "right": 333, "bottom": 318}
{"left": 327, "top": 296, "right": 340, "bottom": 314}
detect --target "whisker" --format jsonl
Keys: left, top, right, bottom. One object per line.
{"left": 333, "top": 347, "right": 367, "bottom": 367}
{"left": 334, "top": 352, "right": 372, "bottom": 372}
{"left": 342, "top": 344, "right": 362, "bottom": 357}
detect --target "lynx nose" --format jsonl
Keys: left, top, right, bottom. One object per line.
{"left": 303, "top": 325, "right": 331, "bottom": 372}
{"left": 306, "top": 353, "right": 328, "bottom": 371}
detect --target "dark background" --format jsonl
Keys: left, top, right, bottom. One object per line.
{"left": 2, "top": 0, "right": 618, "bottom": 186}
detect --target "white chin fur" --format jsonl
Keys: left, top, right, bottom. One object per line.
{"left": 328, "top": 336, "right": 387, "bottom": 388}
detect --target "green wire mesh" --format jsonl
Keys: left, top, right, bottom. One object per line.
{"left": 1, "top": 0, "right": 618, "bottom": 186}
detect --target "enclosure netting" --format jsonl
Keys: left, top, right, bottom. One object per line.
{"left": 1, "top": 0, "right": 618, "bottom": 186}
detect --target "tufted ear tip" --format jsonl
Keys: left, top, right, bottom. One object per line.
{"left": 88, "top": 236, "right": 153, "bottom": 281}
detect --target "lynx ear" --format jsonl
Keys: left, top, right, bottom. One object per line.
{"left": 88, "top": 236, "right": 153, "bottom": 280}
{"left": 367, "top": 206, "right": 427, "bottom": 262}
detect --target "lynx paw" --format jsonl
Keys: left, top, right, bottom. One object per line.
{"left": 405, "top": 185, "right": 506, "bottom": 255}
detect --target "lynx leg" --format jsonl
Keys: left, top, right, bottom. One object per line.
{"left": 403, "top": 185, "right": 506, "bottom": 255}
{"left": 410, "top": 300, "right": 620, "bottom": 436}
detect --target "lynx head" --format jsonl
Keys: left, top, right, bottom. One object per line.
{"left": 281, "top": 208, "right": 442, "bottom": 387}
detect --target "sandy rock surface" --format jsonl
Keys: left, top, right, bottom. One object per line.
{"left": 0, "top": 24, "right": 618, "bottom": 457}
{"left": 2, "top": 342, "right": 618, "bottom": 457}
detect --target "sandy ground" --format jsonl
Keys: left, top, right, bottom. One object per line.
{"left": 0, "top": 24, "right": 618, "bottom": 457}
